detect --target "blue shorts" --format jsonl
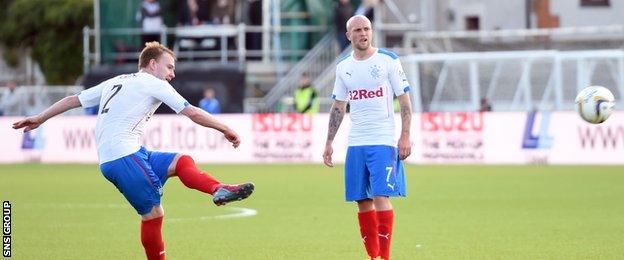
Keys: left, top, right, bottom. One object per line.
{"left": 344, "top": 145, "right": 407, "bottom": 201}
{"left": 99, "top": 147, "right": 177, "bottom": 215}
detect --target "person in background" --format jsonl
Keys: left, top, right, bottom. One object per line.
{"left": 480, "top": 97, "right": 492, "bottom": 112}
{"left": 136, "top": 0, "right": 164, "bottom": 46}
{"left": 199, "top": 87, "right": 221, "bottom": 114}
{"left": 245, "top": 0, "right": 263, "bottom": 54}
{"left": 355, "top": 0, "right": 378, "bottom": 21}
{"left": 211, "top": 0, "right": 235, "bottom": 25}
{"left": 293, "top": 73, "right": 319, "bottom": 114}
{"left": 178, "top": 0, "right": 200, "bottom": 26}
{"left": 334, "top": 0, "right": 354, "bottom": 51}
{"left": 0, "top": 81, "right": 23, "bottom": 116}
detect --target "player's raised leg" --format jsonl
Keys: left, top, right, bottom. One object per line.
{"left": 168, "top": 154, "right": 254, "bottom": 205}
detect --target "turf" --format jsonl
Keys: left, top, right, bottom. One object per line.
{"left": 1, "top": 164, "right": 624, "bottom": 259}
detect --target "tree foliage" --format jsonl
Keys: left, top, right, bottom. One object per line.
{"left": 0, "top": 0, "right": 93, "bottom": 84}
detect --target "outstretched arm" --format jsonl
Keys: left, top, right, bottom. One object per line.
{"left": 180, "top": 105, "right": 240, "bottom": 148}
{"left": 323, "top": 100, "right": 347, "bottom": 167}
{"left": 12, "top": 95, "right": 82, "bottom": 132}
{"left": 397, "top": 93, "right": 412, "bottom": 160}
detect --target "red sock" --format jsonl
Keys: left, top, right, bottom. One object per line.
{"left": 358, "top": 210, "right": 380, "bottom": 259}
{"left": 377, "top": 210, "right": 394, "bottom": 260}
{"left": 175, "top": 155, "right": 221, "bottom": 195}
{"left": 141, "top": 216, "right": 165, "bottom": 260}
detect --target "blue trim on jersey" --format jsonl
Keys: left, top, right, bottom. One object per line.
{"left": 403, "top": 86, "right": 411, "bottom": 92}
{"left": 336, "top": 54, "right": 351, "bottom": 65}
{"left": 331, "top": 94, "right": 337, "bottom": 100}
{"left": 183, "top": 101, "right": 190, "bottom": 107}
{"left": 377, "top": 48, "right": 398, "bottom": 59}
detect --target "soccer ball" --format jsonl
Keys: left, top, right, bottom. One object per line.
{"left": 574, "top": 86, "right": 615, "bottom": 124}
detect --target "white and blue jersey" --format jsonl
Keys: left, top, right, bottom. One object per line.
{"left": 332, "top": 48, "right": 410, "bottom": 201}
{"left": 78, "top": 72, "right": 189, "bottom": 164}
{"left": 78, "top": 72, "right": 189, "bottom": 215}
{"left": 333, "top": 48, "right": 410, "bottom": 147}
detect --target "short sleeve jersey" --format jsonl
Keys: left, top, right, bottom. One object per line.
{"left": 332, "top": 48, "right": 410, "bottom": 147}
{"left": 78, "top": 72, "right": 189, "bottom": 164}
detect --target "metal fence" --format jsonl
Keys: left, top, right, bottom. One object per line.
{"left": 0, "top": 86, "right": 85, "bottom": 116}
{"left": 83, "top": 24, "right": 329, "bottom": 72}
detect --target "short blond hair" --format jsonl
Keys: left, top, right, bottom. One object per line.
{"left": 138, "top": 41, "right": 176, "bottom": 69}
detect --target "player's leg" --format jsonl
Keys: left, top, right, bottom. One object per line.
{"left": 373, "top": 197, "right": 394, "bottom": 260}
{"left": 100, "top": 148, "right": 167, "bottom": 260}
{"left": 366, "top": 145, "right": 406, "bottom": 260}
{"left": 346, "top": 146, "right": 380, "bottom": 259}
{"left": 164, "top": 153, "right": 254, "bottom": 205}
{"left": 356, "top": 199, "right": 380, "bottom": 260}
{"left": 141, "top": 206, "right": 166, "bottom": 260}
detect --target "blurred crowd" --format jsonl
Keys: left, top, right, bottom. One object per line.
{"left": 135, "top": 0, "right": 262, "bottom": 50}
{"left": 134, "top": 0, "right": 377, "bottom": 54}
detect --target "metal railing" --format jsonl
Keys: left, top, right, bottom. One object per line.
{"left": 83, "top": 24, "right": 328, "bottom": 72}
{"left": 399, "top": 49, "right": 624, "bottom": 112}
{"left": 244, "top": 32, "right": 339, "bottom": 112}
{"left": 0, "top": 86, "right": 85, "bottom": 116}
{"left": 403, "top": 25, "right": 624, "bottom": 54}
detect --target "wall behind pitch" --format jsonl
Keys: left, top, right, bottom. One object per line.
{"left": 1, "top": 111, "right": 623, "bottom": 164}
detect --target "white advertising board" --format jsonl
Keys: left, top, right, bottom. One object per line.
{"left": 0, "top": 111, "right": 622, "bottom": 164}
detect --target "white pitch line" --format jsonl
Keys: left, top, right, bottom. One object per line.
{"left": 167, "top": 207, "right": 258, "bottom": 222}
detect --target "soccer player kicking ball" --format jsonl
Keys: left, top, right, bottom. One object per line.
{"left": 323, "top": 15, "right": 412, "bottom": 260}
{"left": 12, "top": 42, "right": 254, "bottom": 260}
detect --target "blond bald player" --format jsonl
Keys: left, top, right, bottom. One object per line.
{"left": 323, "top": 15, "right": 412, "bottom": 260}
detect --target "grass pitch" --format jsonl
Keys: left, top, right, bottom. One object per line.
{"left": 2, "top": 164, "right": 624, "bottom": 259}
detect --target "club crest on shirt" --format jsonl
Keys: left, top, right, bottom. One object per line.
{"left": 370, "top": 65, "right": 382, "bottom": 79}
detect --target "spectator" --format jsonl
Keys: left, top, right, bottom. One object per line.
{"left": 199, "top": 87, "right": 221, "bottom": 114}
{"left": 0, "top": 81, "right": 24, "bottom": 116}
{"left": 480, "top": 97, "right": 492, "bottom": 112}
{"left": 211, "top": 0, "right": 235, "bottom": 25}
{"left": 293, "top": 73, "right": 319, "bottom": 114}
{"left": 334, "top": 0, "right": 353, "bottom": 52}
{"left": 196, "top": 0, "right": 212, "bottom": 24}
{"left": 178, "top": 0, "right": 200, "bottom": 26}
{"left": 355, "top": 0, "right": 378, "bottom": 21}
{"left": 136, "top": 0, "right": 164, "bottom": 46}
{"left": 246, "top": 0, "right": 262, "bottom": 53}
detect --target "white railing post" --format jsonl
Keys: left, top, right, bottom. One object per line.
{"left": 237, "top": 23, "right": 246, "bottom": 66}
{"left": 83, "top": 26, "right": 90, "bottom": 73}
{"left": 554, "top": 54, "right": 563, "bottom": 110}
{"left": 619, "top": 55, "right": 624, "bottom": 99}
{"left": 408, "top": 61, "right": 422, "bottom": 112}
{"left": 469, "top": 61, "right": 479, "bottom": 110}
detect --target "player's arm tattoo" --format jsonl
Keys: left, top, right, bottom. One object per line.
{"left": 326, "top": 102, "right": 346, "bottom": 143}
{"left": 398, "top": 95, "right": 412, "bottom": 137}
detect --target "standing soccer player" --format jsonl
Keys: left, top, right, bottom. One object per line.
{"left": 12, "top": 42, "right": 254, "bottom": 260}
{"left": 323, "top": 15, "right": 412, "bottom": 260}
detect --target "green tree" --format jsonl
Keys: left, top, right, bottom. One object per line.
{"left": 0, "top": 0, "right": 93, "bottom": 85}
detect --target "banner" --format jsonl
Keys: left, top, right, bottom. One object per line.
{"left": 1, "top": 111, "right": 623, "bottom": 164}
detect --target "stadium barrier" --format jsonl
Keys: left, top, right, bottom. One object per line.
{"left": 1, "top": 111, "right": 622, "bottom": 165}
